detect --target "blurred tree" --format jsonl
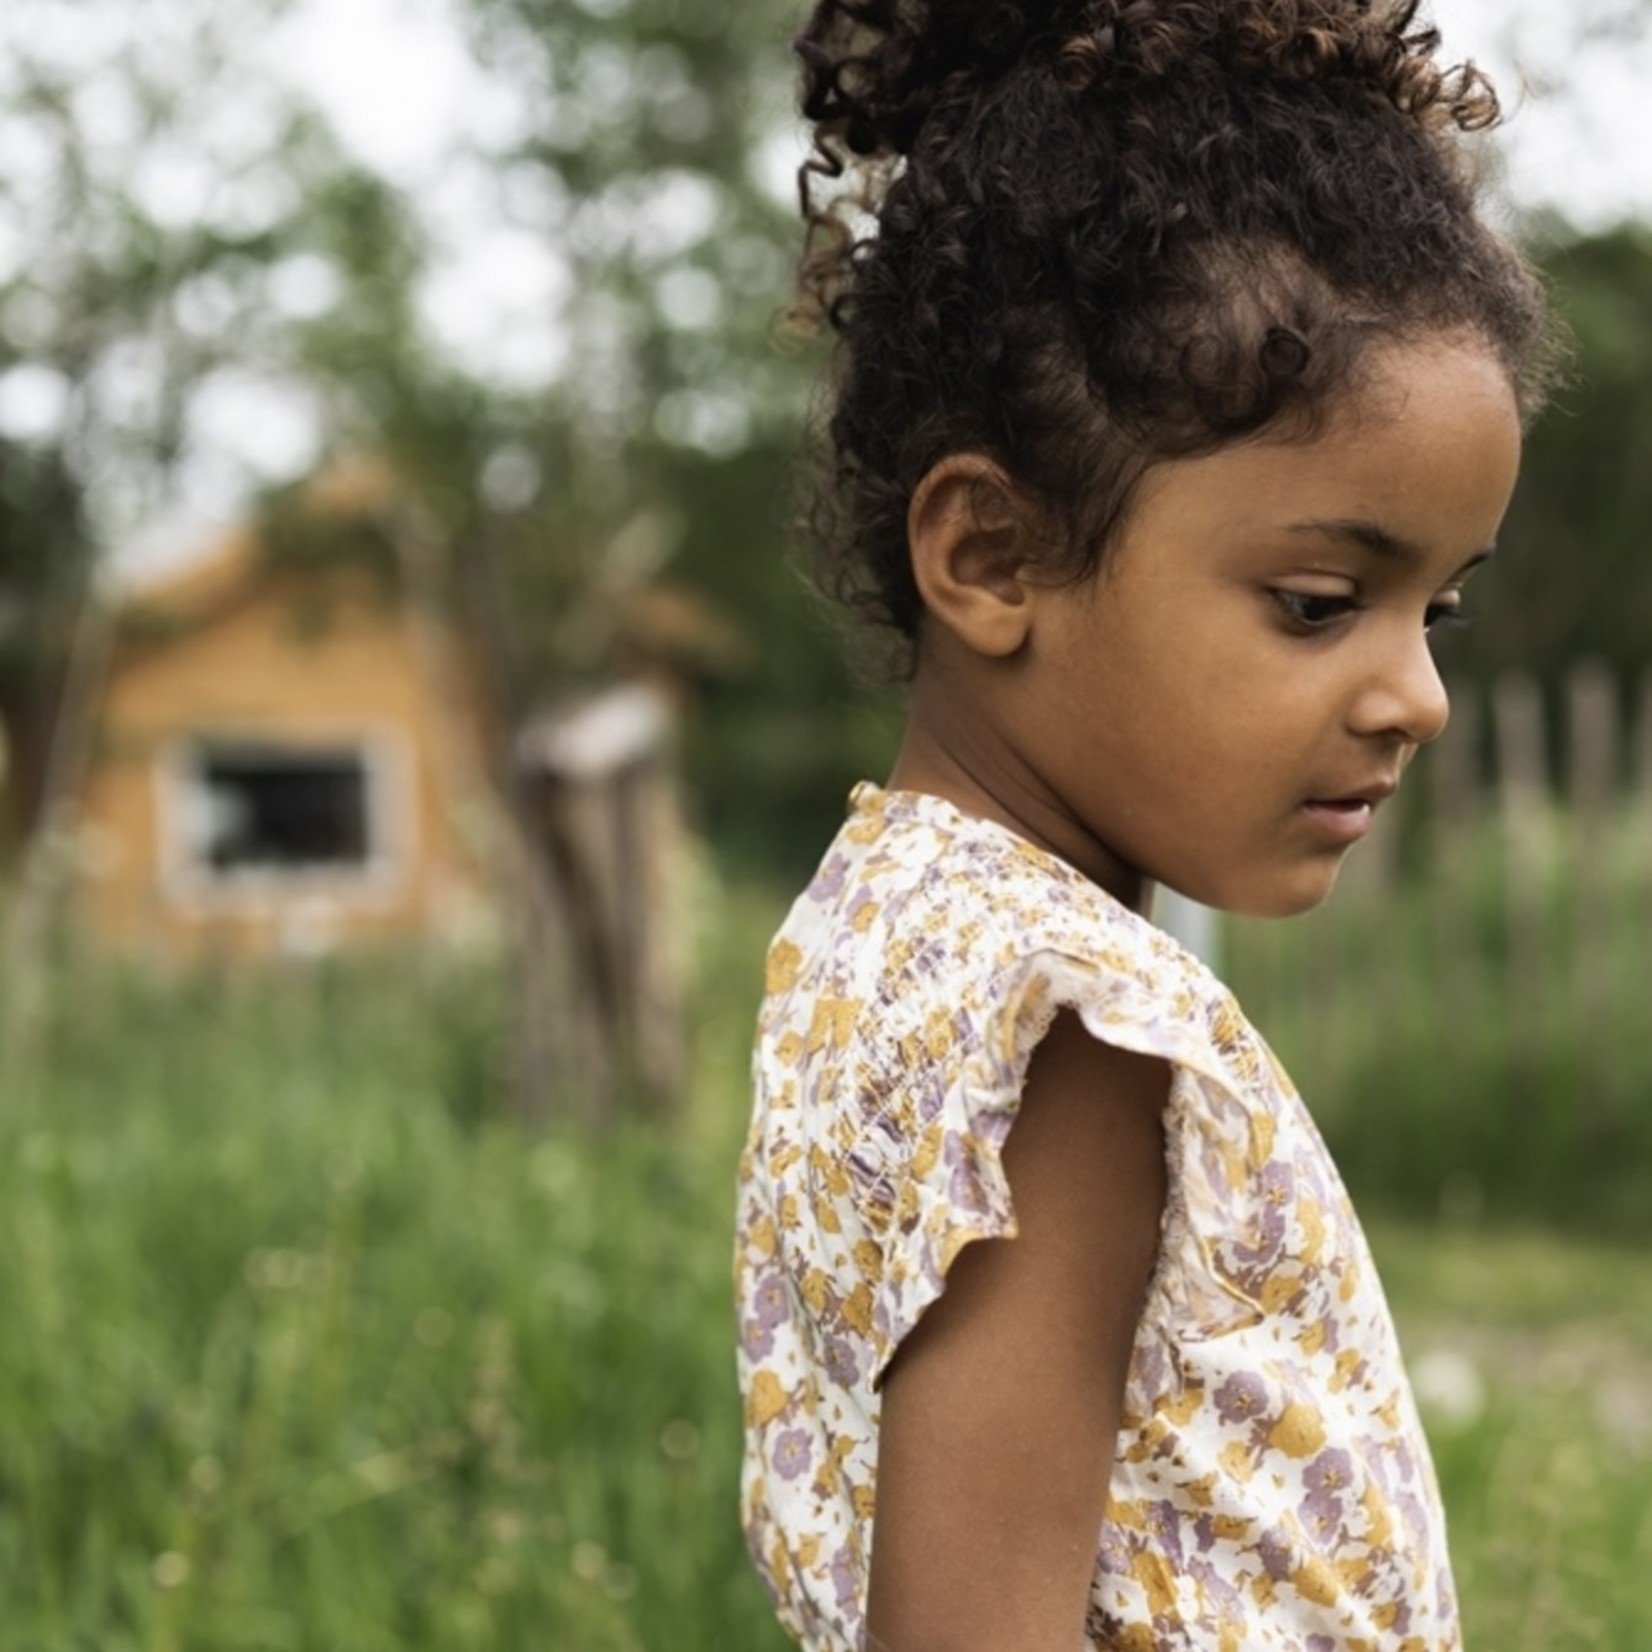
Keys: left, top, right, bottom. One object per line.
{"left": 0, "top": 438, "right": 85, "bottom": 862}
{"left": 0, "top": 0, "right": 413, "bottom": 857}
{"left": 444, "top": 0, "right": 1652, "bottom": 873}
{"left": 446, "top": 0, "right": 894, "bottom": 877}
{"left": 6, "top": 0, "right": 1648, "bottom": 899}
{"left": 1445, "top": 216, "right": 1652, "bottom": 771}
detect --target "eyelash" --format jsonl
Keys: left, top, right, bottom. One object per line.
{"left": 1271, "top": 592, "right": 1479, "bottom": 636}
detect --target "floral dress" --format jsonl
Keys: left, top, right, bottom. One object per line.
{"left": 732, "top": 780, "right": 1460, "bottom": 1652}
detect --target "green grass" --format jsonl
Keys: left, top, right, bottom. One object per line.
{"left": 0, "top": 903, "right": 783, "bottom": 1652}
{"left": 1367, "top": 1221, "right": 1652, "bottom": 1651}
{"left": 0, "top": 855, "right": 1646, "bottom": 1648}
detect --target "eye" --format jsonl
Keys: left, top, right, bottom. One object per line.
{"left": 1426, "top": 605, "right": 1477, "bottom": 635}
{"left": 1271, "top": 591, "right": 1478, "bottom": 635}
{"left": 1272, "top": 591, "right": 1358, "bottom": 630}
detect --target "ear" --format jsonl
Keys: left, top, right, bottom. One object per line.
{"left": 907, "top": 453, "right": 1039, "bottom": 660}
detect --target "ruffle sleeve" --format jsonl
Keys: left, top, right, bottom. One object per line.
{"left": 846, "top": 941, "right": 1250, "bottom": 1396}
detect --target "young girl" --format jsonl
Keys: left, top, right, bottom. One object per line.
{"left": 733, "top": 3, "right": 1568, "bottom": 1648}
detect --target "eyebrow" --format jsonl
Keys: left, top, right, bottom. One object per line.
{"left": 1283, "top": 518, "right": 1497, "bottom": 576}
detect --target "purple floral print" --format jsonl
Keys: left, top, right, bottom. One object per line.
{"left": 733, "top": 781, "right": 1462, "bottom": 1651}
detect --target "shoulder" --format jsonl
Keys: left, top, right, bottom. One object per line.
{"left": 822, "top": 794, "right": 1195, "bottom": 1000}
{"left": 763, "top": 787, "right": 1276, "bottom": 1125}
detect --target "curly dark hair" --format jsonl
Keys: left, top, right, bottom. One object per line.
{"left": 783, "top": 0, "right": 1573, "bottom": 687}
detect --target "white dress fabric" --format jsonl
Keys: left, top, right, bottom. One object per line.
{"left": 732, "top": 780, "right": 1460, "bottom": 1651}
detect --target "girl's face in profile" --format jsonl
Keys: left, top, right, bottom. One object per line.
{"left": 986, "top": 333, "right": 1525, "bottom": 918}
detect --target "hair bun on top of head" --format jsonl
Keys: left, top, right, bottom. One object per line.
{"left": 794, "top": 1, "right": 1064, "bottom": 162}
{"left": 788, "top": 2, "right": 1056, "bottom": 342}
{"left": 795, "top": 0, "right": 1499, "bottom": 166}
{"left": 1053, "top": 0, "right": 1492, "bottom": 112}
{"left": 788, "top": 0, "right": 1506, "bottom": 344}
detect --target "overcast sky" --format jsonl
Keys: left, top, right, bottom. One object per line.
{"left": 10, "top": 0, "right": 1650, "bottom": 578}
{"left": 280, "top": 0, "right": 1652, "bottom": 225}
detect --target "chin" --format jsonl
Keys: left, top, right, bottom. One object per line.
{"left": 1173, "top": 860, "right": 1342, "bottom": 921}
{"left": 1259, "top": 862, "right": 1344, "bottom": 919}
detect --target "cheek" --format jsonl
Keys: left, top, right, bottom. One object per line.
{"left": 1152, "top": 653, "right": 1330, "bottom": 819}
{"left": 1077, "top": 590, "right": 1317, "bottom": 798}
{"left": 1130, "top": 623, "right": 1297, "bottom": 752}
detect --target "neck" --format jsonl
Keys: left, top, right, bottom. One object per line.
{"left": 883, "top": 683, "right": 1154, "bottom": 915}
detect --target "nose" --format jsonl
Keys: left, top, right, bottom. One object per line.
{"left": 1350, "top": 623, "right": 1452, "bottom": 746}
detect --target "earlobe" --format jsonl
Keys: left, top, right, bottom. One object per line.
{"left": 906, "top": 454, "right": 1037, "bottom": 660}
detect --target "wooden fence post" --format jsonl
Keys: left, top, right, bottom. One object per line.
{"left": 1426, "top": 676, "right": 1485, "bottom": 1093}
{"left": 1492, "top": 671, "right": 1550, "bottom": 1074}
{"left": 1431, "top": 675, "right": 1486, "bottom": 872}
{"left": 1634, "top": 670, "right": 1652, "bottom": 1010}
{"left": 513, "top": 681, "right": 690, "bottom": 1126}
{"left": 1565, "top": 658, "right": 1619, "bottom": 1128}
{"left": 1636, "top": 670, "right": 1652, "bottom": 809}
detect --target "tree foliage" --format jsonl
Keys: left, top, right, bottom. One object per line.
{"left": 0, "top": 1, "right": 417, "bottom": 848}
{"left": 1443, "top": 216, "right": 1652, "bottom": 773}
{"left": 3, "top": 0, "right": 1650, "bottom": 882}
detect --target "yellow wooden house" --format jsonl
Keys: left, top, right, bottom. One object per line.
{"left": 70, "top": 520, "right": 499, "bottom": 963}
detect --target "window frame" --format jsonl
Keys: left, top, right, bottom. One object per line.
{"left": 154, "top": 724, "right": 415, "bottom": 913}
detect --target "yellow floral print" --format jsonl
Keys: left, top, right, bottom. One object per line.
{"left": 732, "top": 781, "right": 1461, "bottom": 1651}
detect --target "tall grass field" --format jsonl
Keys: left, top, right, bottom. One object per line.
{"left": 0, "top": 842, "right": 1647, "bottom": 1650}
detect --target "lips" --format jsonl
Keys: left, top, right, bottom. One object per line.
{"left": 1301, "top": 799, "right": 1376, "bottom": 841}
{"left": 1306, "top": 779, "right": 1399, "bottom": 808}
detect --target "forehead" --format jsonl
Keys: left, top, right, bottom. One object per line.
{"left": 1120, "top": 336, "right": 1523, "bottom": 573}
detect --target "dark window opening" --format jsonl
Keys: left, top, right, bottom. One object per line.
{"left": 189, "top": 742, "right": 373, "bottom": 874}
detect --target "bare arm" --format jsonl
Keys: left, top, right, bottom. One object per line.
{"left": 865, "top": 1006, "right": 1172, "bottom": 1652}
